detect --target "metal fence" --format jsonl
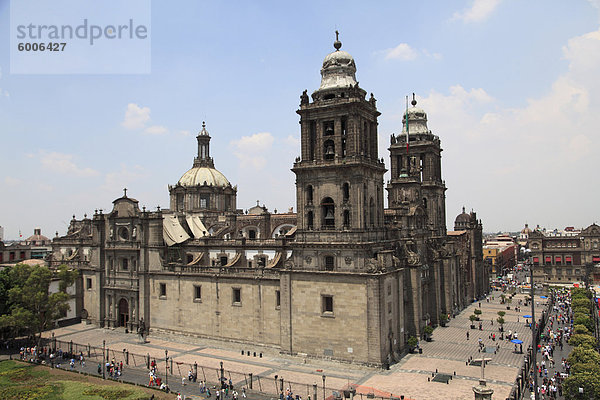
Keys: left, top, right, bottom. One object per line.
{"left": 3, "top": 336, "right": 399, "bottom": 400}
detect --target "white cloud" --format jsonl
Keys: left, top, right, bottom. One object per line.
{"left": 102, "top": 164, "right": 148, "bottom": 193}
{"left": 230, "top": 132, "right": 274, "bottom": 170}
{"left": 178, "top": 130, "right": 191, "bottom": 137}
{"left": 381, "top": 44, "right": 442, "bottom": 61}
{"left": 412, "top": 26, "right": 600, "bottom": 231}
{"left": 121, "top": 103, "right": 151, "bottom": 130}
{"left": 452, "top": 0, "right": 502, "bottom": 23}
{"left": 144, "top": 125, "right": 168, "bottom": 135}
{"left": 283, "top": 134, "right": 300, "bottom": 147}
{"left": 38, "top": 151, "right": 99, "bottom": 177}
{"left": 384, "top": 43, "right": 418, "bottom": 61}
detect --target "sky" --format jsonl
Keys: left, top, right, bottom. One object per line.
{"left": 1, "top": 0, "right": 600, "bottom": 240}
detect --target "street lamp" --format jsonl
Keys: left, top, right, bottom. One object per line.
{"left": 102, "top": 339, "right": 106, "bottom": 379}
{"left": 522, "top": 247, "right": 538, "bottom": 400}
{"left": 322, "top": 374, "right": 326, "bottom": 400}
{"left": 165, "top": 350, "right": 168, "bottom": 385}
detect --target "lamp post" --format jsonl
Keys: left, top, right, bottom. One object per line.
{"left": 102, "top": 339, "right": 106, "bottom": 379}
{"left": 322, "top": 374, "right": 326, "bottom": 400}
{"left": 523, "top": 248, "right": 538, "bottom": 400}
{"left": 165, "top": 350, "right": 168, "bottom": 385}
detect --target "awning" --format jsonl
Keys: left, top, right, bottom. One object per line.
{"left": 224, "top": 253, "right": 241, "bottom": 267}
{"left": 163, "top": 215, "right": 191, "bottom": 246}
{"left": 533, "top": 257, "right": 539, "bottom": 263}
{"left": 593, "top": 256, "right": 600, "bottom": 262}
{"left": 186, "top": 215, "right": 208, "bottom": 239}
{"left": 566, "top": 256, "right": 572, "bottom": 261}
{"left": 267, "top": 252, "right": 282, "bottom": 268}
{"left": 284, "top": 226, "right": 297, "bottom": 237}
{"left": 555, "top": 256, "right": 562, "bottom": 262}
{"left": 186, "top": 252, "right": 204, "bottom": 266}
{"left": 545, "top": 257, "right": 552, "bottom": 262}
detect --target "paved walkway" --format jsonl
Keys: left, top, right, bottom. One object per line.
{"left": 33, "top": 290, "right": 549, "bottom": 400}
{"left": 523, "top": 291, "right": 573, "bottom": 400}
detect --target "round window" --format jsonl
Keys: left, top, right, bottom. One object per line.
{"left": 119, "top": 227, "right": 129, "bottom": 240}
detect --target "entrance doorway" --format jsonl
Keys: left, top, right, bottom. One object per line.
{"left": 118, "top": 298, "right": 129, "bottom": 327}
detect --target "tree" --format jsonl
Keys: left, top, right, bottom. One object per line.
{"left": 572, "top": 297, "right": 591, "bottom": 309}
{"left": 0, "top": 263, "right": 78, "bottom": 346}
{"left": 574, "top": 324, "right": 590, "bottom": 335}
{"left": 569, "top": 334, "right": 597, "bottom": 350}
{"left": 567, "top": 347, "right": 600, "bottom": 367}
{"left": 574, "top": 315, "right": 594, "bottom": 333}
{"left": 407, "top": 336, "right": 418, "bottom": 352}
{"left": 497, "top": 311, "right": 506, "bottom": 318}
{"left": 497, "top": 317, "right": 505, "bottom": 329}
{"left": 563, "top": 371, "right": 600, "bottom": 400}
{"left": 439, "top": 313, "right": 448, "bottom": 326}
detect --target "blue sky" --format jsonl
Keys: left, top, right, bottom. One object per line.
{"left": 1, "top": 0, "right": 600, "bottom": 240}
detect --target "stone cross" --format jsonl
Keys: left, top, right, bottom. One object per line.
{"left": 123, "top": 187, "right": 127, "bottom": 197}
{"left": 473, "top": 358, "right": 492, "bottom": 380}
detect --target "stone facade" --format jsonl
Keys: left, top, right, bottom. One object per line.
{"left": 51, "top": 35, "right": 488, "bottom": 366}
{"left": 526, "top": 223, "right": 600, "bottom": 284}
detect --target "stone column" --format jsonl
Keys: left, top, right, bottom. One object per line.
{"left": 472, "top": 379, "right": 493, "bottom": 400}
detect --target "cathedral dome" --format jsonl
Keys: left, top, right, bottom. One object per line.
{"left": 403, "top": 96, "right": 429, "bottom": 135}
{"left": 178, "top": 166, "right": 230, "bottom": 188}
{"left": 317, "top": 33, "right": 358, "bottom": 91}
{"left": 454, "top": 207, "right": 470, "bottom": 227}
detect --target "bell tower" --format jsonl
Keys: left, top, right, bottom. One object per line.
{"left": 387, "top": 95, "right": 447, "bottom": 236}
{"left": 291, "top": 33, "right": 388, "bottom": 271}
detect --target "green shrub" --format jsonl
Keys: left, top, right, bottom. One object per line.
{"left": 423, "top": 325, "right": 434, "bottom": 335}
{"left": 474, "top": 308, "right": 482, "bottom": 315}
{"left": 497, "top": 311, "right": 506, "bottom": 317}
{"left": 572, "top": 297, "right": 591, "bottom": 309}
{"left": 407, "top": 336, "right": 418, "bottom": 349}
{"left": 469, "top": 314, "right": 478, "bottom": 322}
{"left": 496, "top": 317, "right": 505, "bottom": 326}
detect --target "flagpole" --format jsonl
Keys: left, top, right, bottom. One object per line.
{"left": 405, "top": 95, "right": 409, "bottom": 155}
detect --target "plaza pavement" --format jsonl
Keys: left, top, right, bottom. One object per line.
{"left": 42, "top": 289, "right": 549, "bottom": 400}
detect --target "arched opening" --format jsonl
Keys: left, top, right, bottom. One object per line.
{"left": 321, "top": 197, "right": 335, "bottom": 229}
{"left": 307, "top": 211, "right": 314, "bottom": 230}
{"left": 342, "top": 183, "right": 350, "bottom": 202}
{"left": 369, "top": 197, "right": 375, "bottom": 226}
{"left": 343, "top": 210, "right": 350, "bottom": 228}
{"left": 118, "top": 298, "right": 129, "bottom": 327}
{"left": 323, "top": 140, "right": 335, "bottom": 160}
{"left": 306, "top": 185, "right": 313, "bottom": 204}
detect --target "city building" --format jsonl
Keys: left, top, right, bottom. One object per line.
{"left": 483, "top": 235, "right": 517, "bottom": 277}
{"left": 525, "top": 224, "right": 600, "bottom": 284}
{"left": 50, "top": 36, "right": 487, "bottom": 366}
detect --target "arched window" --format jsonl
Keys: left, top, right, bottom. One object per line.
{"left": 307, "top": 211, "right": 314, "bottom": 230}
{"left": 369, "top": 197, "right": 375, "bottom": 226}
{"left": 324, "top": 140, "right": 335, "bottom": 160}
{"left": 321, "top": 197, "right": 335, "bottom": 229}
{"left": 307, "top": 185, "right": 313, "bottom": 204}
{"left": 423, "top": 197, "right": 428, "bottom": 209}
{"left": 342, "top": 183, "right": 350, "bottom": 202}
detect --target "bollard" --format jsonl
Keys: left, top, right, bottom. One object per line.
{"left": 249, "top": 372, "right": 253, "bottom": 389}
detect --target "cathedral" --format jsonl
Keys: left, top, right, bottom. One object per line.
{"left": 50, "top": 35, "right": 487, "bottom": 366}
